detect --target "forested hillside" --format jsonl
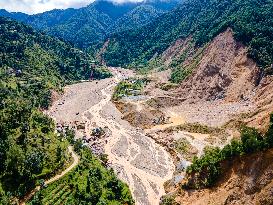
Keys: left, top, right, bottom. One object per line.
{"left": 0, "top": 16, "right": 90, "bottom": 201}
{"left": 0, "top": 9, "right": 28, "bottom": 21}
{"left": 103, "top": 0, "right": 273, "bottom": 72}
{"left": 0, "top": 0, "right": 181, "bottom": 48}
{"left": 0, "top": 17, "right": 128, "bottom": 203}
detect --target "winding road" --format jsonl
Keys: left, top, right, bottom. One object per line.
{"left": 20, "top": 146, "right": 79, "bottom": 205}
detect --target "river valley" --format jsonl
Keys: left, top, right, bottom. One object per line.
{"left": 48, "top": 68, "right": 175, "bottom": 205}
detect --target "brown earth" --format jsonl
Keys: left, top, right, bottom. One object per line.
{"left": 161, "top": 37, "right": 193, "bottom": 67}
{"left": 246, "top": 75, "right": 273, "bottom": 132}
{"left": 172, "top": 29, "right": 259, "bottom": 102}
{"left": 96, "top": 39, "right": 110, "bottom": 65}
{"left": 115, "top": 101, "right": 167, "bottom": 129}
{"left": 174, "top": 149, "right": 273, "bottom": 205}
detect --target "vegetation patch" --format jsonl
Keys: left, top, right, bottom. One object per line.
{"left": 183, "top": 114, "right": 273, "bottom": 189}
{"left": 112, "top": 78, "right": 149, "bottom": 101}
{"left": 160, "top": 195, "right": 178, "bottom": 205}
{"left": 174, "top": 138, "right": 190, "bottom": 155}
{"left": 160, "top": 83, "right": 178, "bottom": 91}
{"left": 170, "top": 46, "right": 205, "bottom": 83}
{"left": 93, "top": 67, "right": 113, "bottom": 79}
{"left": 174, "top": 138, "right": 198, "bottom": 161}
{"left": 169, "top": 43, "right": 193, "bottom": 69}
{"left": 170, "top": 68, "right": 191, "bottom": 84}
{"left": 0, "top": 108, "right": 70, "bottom": 201}
{"left": 133, "top": 58, "right": 166, "bottom": 74}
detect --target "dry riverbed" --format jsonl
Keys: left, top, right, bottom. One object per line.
{"left": 47, "top": 68, "right": 175, "bottom": 205}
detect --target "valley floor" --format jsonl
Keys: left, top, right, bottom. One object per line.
{"left": 47, "top": 68, "right": 175, "bottom": 205}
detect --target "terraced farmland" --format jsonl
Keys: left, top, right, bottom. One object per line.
{"left": 27, "top": 146, "right": 134, "bottom": 205}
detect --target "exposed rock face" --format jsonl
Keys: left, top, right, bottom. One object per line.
{"left": 246, "top": 75, "right": 273, "bottom": 132}
{"left": 159, "top": 28, "right": 273, "bottom": 130}
{"left": 174, "top": 29, "right": 259, "bottom": 102}
{"left": 176, "top": 149, "right": 273, "bottom": 205}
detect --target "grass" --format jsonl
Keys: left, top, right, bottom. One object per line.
{"left": 174, "top": 138, "right": 191, "bottom": 155}
{"left": 160, "top": 83, "right": 178, "bottom": 91}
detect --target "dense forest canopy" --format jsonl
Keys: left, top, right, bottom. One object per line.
{"left": 0, "top": 0, "right": 181, "bottom": 48}
{"left": 0, "top": 17, "right": 93, "bottom": 84}
{"left": 103, "top": 0, "right": 273, "bottom": 72}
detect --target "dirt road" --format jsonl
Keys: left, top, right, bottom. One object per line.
{"left": 45, "top": 146, "right": 79, "bottom": 185}
{"left": 20, "top": 146, "right": 79, "bottom": 205}
{"left": 49, "top": 68, "right": 175, "bottom": 205}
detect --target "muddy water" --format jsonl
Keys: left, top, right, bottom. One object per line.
{"left": 82, "top": 72, "right": 175, "bottom": 205}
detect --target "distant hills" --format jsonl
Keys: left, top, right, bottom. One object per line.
{"left": 0, "top": 0, "right": 181, "bottom": 48}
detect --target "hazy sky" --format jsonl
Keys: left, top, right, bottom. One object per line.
{"left": 0, "top": 0, "right": 144, "bottom": 14}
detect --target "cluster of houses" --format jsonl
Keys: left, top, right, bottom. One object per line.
{"left": 56, "top": 120, "right": 110, "bottom": 157}
{"left": 84, "top": 126, "right": 111, "bottom": 156}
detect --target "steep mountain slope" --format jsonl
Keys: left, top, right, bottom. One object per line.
{"left": 172, "top": 29, "right": 259, "bottom": 102}
{"left": 0, "top": 0, "right": 180, "bottom": 48}
{"left": 0, "top": 17, "right": 122, "bottom": 203}
{"left": 152, "top": 25, "right": 273, "bottom": 131}
{"left": 0, "top": 17, "right": 93, "bottom": 103}
{"left": 106, "top": 4, "right": 164, "bottom": 34}
{"left": 102, "top": 0, "right": 273, "bottom": 72}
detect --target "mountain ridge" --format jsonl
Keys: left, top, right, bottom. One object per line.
{"left": 0, "top": 0, "right": 181, "bottom": 47}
